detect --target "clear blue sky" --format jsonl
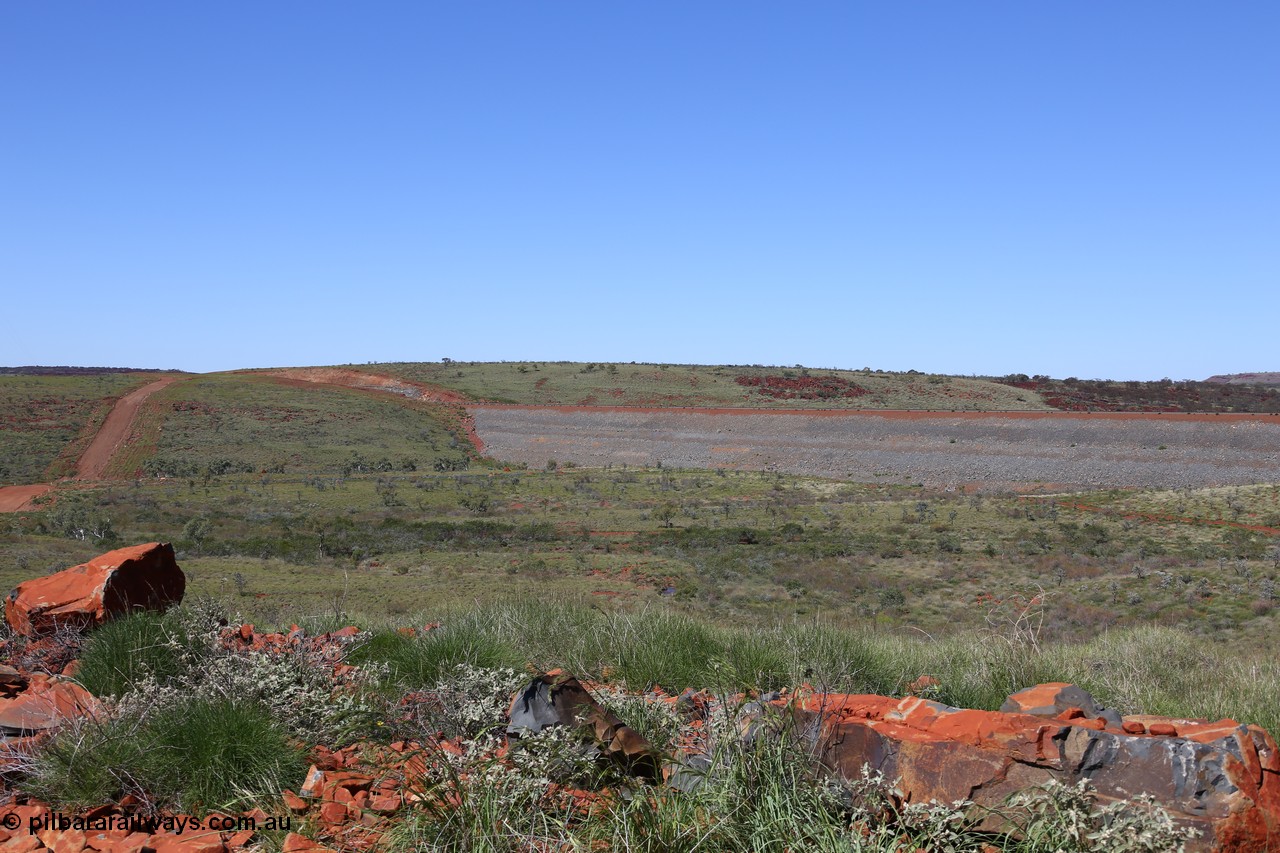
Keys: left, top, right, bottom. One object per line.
{"left": 3, "top": 2, "right": 1276, "bottom": 379}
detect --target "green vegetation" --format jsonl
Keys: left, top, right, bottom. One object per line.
{"left": 30, "top": 695, "right": 307, "bottom": 813}
{"left": 6, "top": 465, "right": 1279, "bottom": 644}
{"left": 367, "top": 361, "right": 1051, "bottom": 410}
{"left": 108, "top": 373, "right": 472, "bottom": 479}
{"left": 0, "top": 373, "right": 155, "bottom": 484}
{"left": 28, "top": 603, "right": 1232, "bottom": 849}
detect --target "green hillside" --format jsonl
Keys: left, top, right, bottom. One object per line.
{"left": 370, "top": 361, "right": 1053, "bottom": 410}
{"left": 0, "top": 372, "right": 156, "bottom": 485}
{"left": 106, "top": 373, "right": 473, "bottom": 479}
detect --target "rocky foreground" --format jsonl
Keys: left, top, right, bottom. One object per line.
{"left": 0, "top": 544, "right": 1277, "bottom": 851}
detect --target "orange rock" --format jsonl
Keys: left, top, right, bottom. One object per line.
{"left": 299, "top": 766, "right": 326, "bottom": 798}
{"left": 5, "top": 543, "right": 185, "bottom": 636}
{"left": 0, "top": 678, "right": 96, "bottom": 734}
{"left": 1, "top": 836, "right": 43, "bottom": 853}
{"left": 114, "top": 832, "right": 150, "bottom": 853}
{"left": 281, "top": 834, "right": 334, "bottom": 853}
{"left": 1148, "top": 722, "right": 1178, "bottom": 736}
{"left": 83, "top": 830, "right": 125, "bottom": 852}
{"left": 367, "top": 795, "right": 400, "bottom": 815}
{"left": 51, "top": 830, "right": 86, "bottom": 853}
{"left": 282, "top": 790, "right": 308, "bottom": 814}
{"left": 237, "top": 624, "right": 253, "bottom": 642}
{"left": 1122, "top": 721, "right": 1147, "bottom": 735}
{"left": 148, "top": 833, "right": 224, "bottom": 853}
{"left": 224, "top": 830, "right": 253, "bottom": 850}
{"left": 318, "top": 801, "right": 347, "bottom": 825}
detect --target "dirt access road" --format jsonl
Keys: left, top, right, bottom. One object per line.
{"left": 75, "top": 376, "right": 183, "bottom": 479}
{"left": 471, "top": 405, "right": 1280, "bottom": 491}
{"left": 0, "top": 376, "right": 182, "bottom": 511}
{"left": 0, "top": 485, "right": 53, "bottom": 512}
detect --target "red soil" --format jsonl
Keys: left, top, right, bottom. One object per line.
{"left": 0, "top": 484, "right": 52, "bottom": 512}
{"left": 75, "top": 377, "right": 183, "bottom": 480}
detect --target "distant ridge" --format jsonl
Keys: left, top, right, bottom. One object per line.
{"left": 0, "top": 366, "right": 183, "bottom": 375}
{"left": 1205, "top": 372, "right": 1280, "bottom": 385}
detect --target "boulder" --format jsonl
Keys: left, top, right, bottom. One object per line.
{"left": 791, "top": 686, "right": 1280, "bottom": 852}
{"left": 5, "top": 543, "right": 184, "bottom": 636}
{"left": 508, "top": 671, "right": 661, "bottom": 781}
{"left": 1001, "top": 682, "right": 1122, "bottom": 728}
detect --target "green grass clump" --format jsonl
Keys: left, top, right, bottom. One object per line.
{"left": 351, "top": 620, "right": 523, "bottom": 689}
{"left": 75, "top": 611, "right": 211, "bottom": 698}
{"left": 30, "top": 697, "right": 306, "bottom": 814}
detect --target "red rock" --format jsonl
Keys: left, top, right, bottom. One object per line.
{"left": 317, "top": 801, "right": 347, "bottom": 825}
{"left": 783, "top": 686, "right": 1280, "bottom": 852}
{"left": 237, "top": 624, "right": 253, "bottom": 642}
{"left": 1122, "top": 720, "right": 1147, "bottom": 734}
{"left": 0, "top": 677, "right": 95, "bottom": 734}
{"left": 1, "top": 836, "right": 42, "bottom": 853}
{"left": 149, "top": 833, "right": 224, "bottom": 853}
{"left": 83, "top": 830, "right": 124, "bottom": 852}
{"left": 52, "top": 830, "right": 87, "bottom": 853}
{"left": 114, "top": 832, "right": 150, "bottom": 853}
{"left": 1001, "top": 682, "right": 1122, "bottom": 727}
{"left": 282, "top": 790, "right": 308, "bottom": 814}
{"left": 281, "top": 834, "right": 334, "bottom": 853}
{"left": 224, "top": 830, "right": 253, "bottom": 850}
{"left": 367, "top": 795, "right": 400, "bottom": 815}
{"left": 299, "top": 765, "right": 326, "bottom": 798}
{"left": 508, "top": 673, "right": 661, "bottom": 782}
{"left": 5, "top": 543, "right": 185, "bottom": 636}
{"left": 325, "top": 771, "right": 372, "bottom": 793}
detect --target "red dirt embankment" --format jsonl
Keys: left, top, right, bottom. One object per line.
{"left": 75, "top": 377, "right": 182, "bottom": 479}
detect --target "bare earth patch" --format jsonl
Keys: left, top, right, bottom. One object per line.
{"left": 0, "top": 484, "right": 52, "bottom": 512}
{"left": 472, "top": 406, "right": 1280, "bottom": 490}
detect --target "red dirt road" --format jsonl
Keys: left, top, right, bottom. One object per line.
{"left": 74, "top": 376, "right": 182, "bottom": 480}
{"left": 0, "top": 484, "right": 53, "bottom": 512}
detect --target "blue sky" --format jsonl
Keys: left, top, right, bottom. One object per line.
{"left": 3, "top": 3, "right": 1276, "bottom": 379}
